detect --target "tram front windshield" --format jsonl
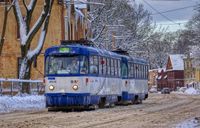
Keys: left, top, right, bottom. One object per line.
{"left": 46, "top": 55, "right": 88, "bottom": 75}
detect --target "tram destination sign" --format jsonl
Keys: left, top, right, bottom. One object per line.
{"left": 59, "top": 47, "right": 70, "bottom": 53}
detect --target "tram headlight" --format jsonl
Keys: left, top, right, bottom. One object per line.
{"left": 72, "top": 85, "right": 78, "bottom": 90}
{"left": 49, "top": 85, "right": 55, "bottom": 91}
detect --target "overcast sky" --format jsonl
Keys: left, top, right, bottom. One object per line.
{"left": 134, "top": 0, "right": 199, "bottom": 31}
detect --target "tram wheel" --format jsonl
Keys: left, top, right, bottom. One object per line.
{"left": 98, "top": 97, "right": 106, "bottom": 108}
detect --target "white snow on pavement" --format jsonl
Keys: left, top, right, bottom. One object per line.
{"left": 0, "top": 95, "right": 45, "bottom": 113}
{"left": 184, "top": 87, "right": 200, "bottom": 95}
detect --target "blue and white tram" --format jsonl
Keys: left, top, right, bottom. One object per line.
{"left": 44, "top": 43, "right": 148, "bottom": 108}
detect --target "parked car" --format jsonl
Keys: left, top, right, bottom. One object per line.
{"left": 161, "top": 88, "right": 170, "bottom": 94}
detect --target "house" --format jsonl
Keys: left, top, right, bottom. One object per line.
{"left": 0, "top": 0, "right": 91, "bottom": 79}
{"left": 157, "top": 68, "right": 168, "bottom": 91}
{"left": 166, "top": 54, "right": 185, "bottom": 91}
{"left": 183, "top": 53, "right": 200, "bottom": 89}
{"left": 148, "top": 69, "right": 158, "bottom": 88}
{"left": 183, "top": 54, "right": 195, "bottom": 86}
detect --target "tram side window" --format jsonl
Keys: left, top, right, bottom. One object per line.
{"left": 142, "top": 65, "right": 144, "bottom": 79}
{"left": 111, "top": 59, "right": 115, "bottom": 76}
{"left": 89, "top": 56, "right": 98, "bottom": 75}
{"left": 107, "top": 58, "right": 111, "bottom": 75}
{"left": 135, "top": 64, "right": 138, "bottom": 79}
{"left": 139, "top": 65, "right": 141, "bottom": 79}
{"left": 140, "top": 65, "right": 142, "bottom": 79}
{"left": 129, "top": 63, "right": 131, "bottom": 78}
{"left": 99, "top": 56, "right": 103, "bottom": 75}
{"left": 144, "top": 65, "right": 147, "bottom": 79}
{"left": 131, "top": 63, "right": 134, "bottom": 78}
{"left": 146, "top": 65, "right": 149, "bottom": 79}
{"left": 103, "top": 57, "right": 107, "bottom": 75}
{"left": 80, "top": 56, "right": 88, "bottom": 74}
{"left": 121, "top": 62, "right": 128, "bottom": 78}
{"left": 114, "top": 59, "right": 118, "bottom": 77}
{"left": 118, "top": 60, "right": 121, "bottom": 77}
{"left": 132, "top": 63, "right": 135, "bottom": 78}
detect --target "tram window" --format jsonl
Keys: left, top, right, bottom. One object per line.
{"left": 139, "top": 65, "right": 141, "bottom": 79}
{"left": 129, "top": 63, "right": 131, "bottom": 77}
{"left": 47, "top": 56, "right": 79, "bottom": 75}
{"left": 146, "top": 65, "right": 149, "bottom": 79}
{"left": 111, "top": 59, "right": 115, "bottom": 76}
{"left": 142, "top": 65, "right": 144, "bottom": 79}
{"left": 137, "top": 64, "right": 140, "bottom": 78}
{"left": 99, "top": 56, "right": 103, "bottom": 75}
{"left": 80, "top": 56, "right": 88, "bottom": 74}
{"left": 135, "top": 64, "right": 138, "bottom": 79}
{"left": 131, "top": 63, "right": 133, "bottom": 77}
{"left": 118, "top": 60, "right": 121, "bottom": 77}
{"left": 107, "top": 58, "right": 111, "bottom": 75}
{"left": 121, "top": 62, "right": 128, "bottom": 78}
{"left": 103, "top": 57, "right": 107, "bottom": 75}
{"left": 89, "top": 56, "right": 98, "bottom": 75}
{"left": 142, "top": 65, "right": 144, "bottom": 78}
{"left": 114, "top": 59, "right": 118, "bottom": 77}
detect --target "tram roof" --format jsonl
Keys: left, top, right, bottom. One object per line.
{"left": 45, "top": 44, "right": 148, "bottom": 64}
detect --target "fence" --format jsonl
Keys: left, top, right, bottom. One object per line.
{"left": 0, "top": 78, "right": 45, "bottom": 96}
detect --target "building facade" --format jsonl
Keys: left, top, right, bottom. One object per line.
{"left": 157, "top": 68, "right": 168, "bottom": 91}
{"left": 156, "top": 54, "right": 185, "bottom": 91}
{"left": 183, "top": 54, "right": 195, "bottom": 86}
{"left": 166, "top": 54, "right": 185, "bottom": 91}
{"left": 148, "top": 69, "right": 158, "bottom": 88}
{"left": 0, "top": 0, "right": 90, "bottom": 79}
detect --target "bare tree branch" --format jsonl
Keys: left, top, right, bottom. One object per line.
{"left": 0, "top": 0, "right": 14, "bottom": 55}
{"left": 22, "top": 0, "right": 28, "bottom": 12}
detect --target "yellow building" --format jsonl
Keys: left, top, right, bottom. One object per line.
{"left": 194, "top": 58, "right": 200, "bottom": 83}
{"left": 183, "top": 54, "right": 195, "bottom": 86}
{"left": 183, "top": 54, "right": 200, "bottom": 86}
{"left": 0, "top": 0, "right": 90, "bottom": 79}
{"left": 148, "top": 69, "right": 158, "bottom": 88}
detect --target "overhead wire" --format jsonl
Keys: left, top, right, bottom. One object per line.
{"left": 151, "top": 5, "right": 197, "bottom": 15}
{"left": 142, "top": 0, "right": 182, "bottom": 28}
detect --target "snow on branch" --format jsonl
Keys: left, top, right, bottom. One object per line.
{"left": 26, "top": 0, "right": 50, "bottom": 46}
{"left": 27, "top": 1, "right": 53, "bottom": 60}
{"left": 90, "top": 25, "right": 105, "bottom": 42}
{"left": 27, "top": 0, "right": 36, "bottom": 11}
{"left": 14, "top": 0, "right": 27, "bottom": 45}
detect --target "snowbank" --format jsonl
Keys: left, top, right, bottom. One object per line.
{"left": 185, "top": 87, "right": 200, "bottom": 95}
{"left": 0, "top": 95, "right": 45, "bottom": 113}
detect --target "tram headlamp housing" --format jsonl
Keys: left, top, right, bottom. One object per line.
{"left": 72, "top": 85, "right": 78, "bottom": 90}
{"left": 49, "top": 85, "right": 55, "bottom": 91}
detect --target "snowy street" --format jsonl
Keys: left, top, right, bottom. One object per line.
{"left": 0, "top": 93, "right": 200, "bottom": 128}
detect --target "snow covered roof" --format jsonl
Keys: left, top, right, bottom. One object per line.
{"left": 158, "top": 68, "right": 166, "bottom": 73}
{"left": 157, "top": 75, "right": 162, "bottom": 80}
{"left": 169, "top": 54, "right": 185, "bottom": 71}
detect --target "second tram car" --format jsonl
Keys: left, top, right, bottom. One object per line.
{"left": 44, "top": 41, "right": 148, "bottom": 109}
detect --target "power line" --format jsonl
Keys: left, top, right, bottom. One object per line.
{"left": 157, "top": 21, "right": 188, "bottom": 26}
{"left": 151, "top": 5, "right": 197, "bottom": 15}
{"left": 142, "top": 0, "right": 181, "bottom": 26}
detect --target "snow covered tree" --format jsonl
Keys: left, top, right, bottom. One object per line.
{"left": 173, "top": 3, "right": 200, "bottom": 56}
{"left": 0, "top": 0, "right": 14, "bottom": 55}
{"left": 137, "top": 31, "right": 174, "bottom": 69}
{"left": 89, "top": 0, "right": 153, "bottom": 51}
{"left": 13, "top": 0, "right": 54, "bottom": 82}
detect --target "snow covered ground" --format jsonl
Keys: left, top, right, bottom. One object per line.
{"left": 174, "top": 87, "right": 200, "bottom": 95}
{"left": 0, "top": 87, "right": 199, "bottom": 114}
{"left": 0, "top": 94, "right": 45, "bottom": 113}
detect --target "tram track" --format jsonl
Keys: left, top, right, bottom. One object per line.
{"left": 0, "top": 93, "right": 200, "bottom": 128}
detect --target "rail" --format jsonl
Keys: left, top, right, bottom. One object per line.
{"left": 0, "top": 78, "right": 45, "bottom": 96}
